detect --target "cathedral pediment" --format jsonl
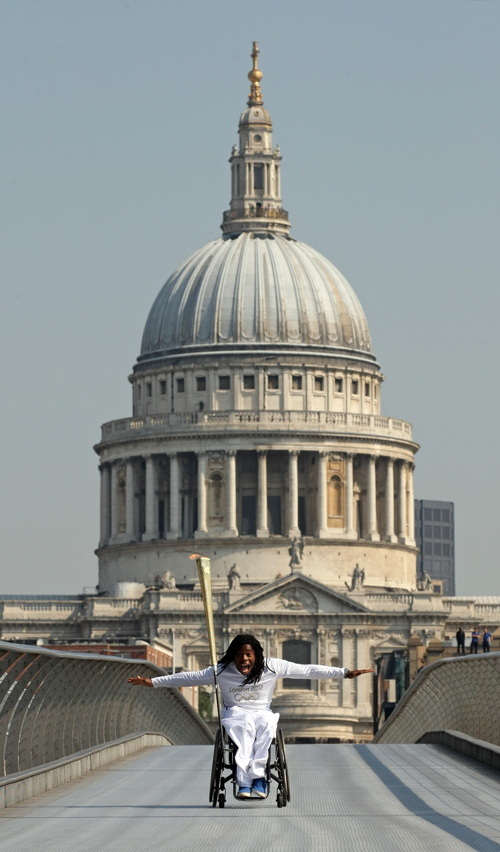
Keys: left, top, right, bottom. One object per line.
{"left": 224, "top": 574, "right": 370, "bottom": 615}
{"left": 372, "top": 634, "right": 407, "bottom": 651}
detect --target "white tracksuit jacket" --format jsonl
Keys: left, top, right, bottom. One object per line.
{"left": 152, "top": 658, "right": 348, "bottom": 712}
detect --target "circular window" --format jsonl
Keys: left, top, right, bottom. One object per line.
{"left": 254, "top": 134, "right": 262, "bottom": 142}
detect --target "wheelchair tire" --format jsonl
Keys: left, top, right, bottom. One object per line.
{"left": 276, "top": 728, "right": 290, "bottom": 803}
{"left": 210, "top": 728, "right": 223, "bottom": 806}
{"left": 277, "top": 793, "right": 285, "bottom": 808}
{"left": 218, "top": 792, "right": 225, "bottom": 808}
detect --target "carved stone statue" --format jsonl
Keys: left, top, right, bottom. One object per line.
{"left": 228, "top": 563, "right": 241, "bottom": 591}
{"left": 348, "top": 563, "right": 365, "bottom": 592}
{"left": 278, "top": 586, "right": 317, "bottom": 612}
{"left": 289, "top": 536, "right": 304, "bottom": 568}
{"left": 416, "top": 571, "right": 432, "bottom": 592}
{"left": 162, "top": 570, "right": 177, "bottom": 590}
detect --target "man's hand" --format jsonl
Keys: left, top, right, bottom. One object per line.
{"left": 128, "top": 676, "right": 153, "bottom": 687}
{"left": 345, "top": 669, "right": 374, "bottom": 679}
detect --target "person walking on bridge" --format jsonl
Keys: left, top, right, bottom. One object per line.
{"left": 129, "top": 633, "right": 373, "bottom": 800}
{"left": 470, "top": 628, "right": 480, "bottom": 653}
{"left": 482, "top": 629, "right": 491, "bottom": 653}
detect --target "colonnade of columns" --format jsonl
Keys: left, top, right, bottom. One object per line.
{"left": 99, "top": 450, "right": 415, "bottom": 548}
{"left": 231, "top": 161, "right": 279, "bottom": 203}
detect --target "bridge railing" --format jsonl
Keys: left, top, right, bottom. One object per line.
{"left": 0, "top": 641, "right": 212, "bottom": 777}
{"left": 374, "top": 651, "right": 500, "bottom": 745}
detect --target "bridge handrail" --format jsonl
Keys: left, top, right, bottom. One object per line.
{"left": 373, "top": 651, "right": 500, "bottom": 745}
{"left": 0, "top": 640, "right": 212, "bottom": 778}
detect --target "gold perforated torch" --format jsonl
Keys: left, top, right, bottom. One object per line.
{"left": 190, "top": 554, "right": 222, "bottom": 730}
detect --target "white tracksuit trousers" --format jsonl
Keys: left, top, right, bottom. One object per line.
{"left": 222, "top": 707, "right": 279, "bottom": 788}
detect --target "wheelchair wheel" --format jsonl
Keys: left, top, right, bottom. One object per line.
{"left": 276, "top": 728, "right": 290, "bottom": 803}
{"left": 210, "top": 728, "right": 224, "bottom": 807}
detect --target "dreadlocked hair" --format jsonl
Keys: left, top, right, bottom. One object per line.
{"left": 218, "top": 633, "right": 273, "bottom": 685}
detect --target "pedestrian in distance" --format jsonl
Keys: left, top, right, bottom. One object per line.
{"left": 470, "top": 627, "right": 480, "bottom": 654}
{"left": 482, "top": 629, "right": 491, "bottom": 653}
{"left": 455, "top": 626, "right": 465, "bottom": 655}
{"left": 129, "top": 633, "right": 373, "bottom": 800}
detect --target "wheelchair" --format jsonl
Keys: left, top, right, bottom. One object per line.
{"left": 209, "top": 726, "right": 290, "bottom": 808}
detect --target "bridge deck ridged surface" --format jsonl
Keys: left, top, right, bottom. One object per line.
{"left": 1, "top": 743, "right": 500, "bottom": 852}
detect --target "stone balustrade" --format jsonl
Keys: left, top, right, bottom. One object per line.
{"left": 365, "top": 593, "right": 414, "bottom": 610}
{"left": 374, "top": 652, "right": 500, "bottom": 746}
{"left": 223, "top": 206, "right": 289, "bottom": 222}
{"left": 100, "top": 410, "right": 413, "bottom": 443}
{"left": 0, "top": 640, "right": 212, "bottom": 779}
{"left": 0, "top": 592, "right": 230, "bottom": 628}
{"left": 441, "top": 598, "right": 500, "bottom": 617}
{"left": 0, "top": 601, "right": 82, "bottom": 620}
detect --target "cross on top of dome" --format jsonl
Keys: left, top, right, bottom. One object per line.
{"left": 247, "top": 41, "right": 264, "bottom": 106}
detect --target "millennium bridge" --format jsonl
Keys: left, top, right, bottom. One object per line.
{"left": 1, "top": 641, "right": 499, "bottom": 852}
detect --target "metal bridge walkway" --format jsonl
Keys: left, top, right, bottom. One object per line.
{"left": 1, "top": 743, "right": 500, "bottom": 852}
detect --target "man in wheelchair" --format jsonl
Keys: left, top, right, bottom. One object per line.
{"left": 129, "top": 633, "right": 372, "bottom": 799}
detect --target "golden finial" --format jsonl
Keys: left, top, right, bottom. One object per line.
{"left": 248, "top": 41, "right": 263, "bottom": 106}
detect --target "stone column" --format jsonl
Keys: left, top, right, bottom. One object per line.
{"left": 110, "top": 460, "right": 119, "bottom": 540}
{"left": 366, "top": 455, "right": 380, "bottom": 541}
{"left": 345, "top": 453, "right": 356, "bottom": 538}
{"left": 226, "top": 451, "right": 238, "bottom": 536}
{"left": 341, "top": 629, "right": 354, "bottom": 709}
{"left": 167, "top": 453, "right": 180, "bottom": 539}
{"left": 256, "top": 450, "right": 269, "bottom": 537}
{"left": 407, "top": 463, "right": 415, "bottom": 544}
{"left": 398, "top": 461, "right": 408, "bottom": 543}
{"left": 143, "top": 454, "right": 158, "bottom": 541}
{"left": 99, "top": 464, "right": 111, "bottom": 546}
{"left": 125, "top": 459, "right": 135, "bottom": 540}
{"left": 383, "top": 457, "right": 397, "bottom": 542}
{"left": 316, "top": 628, "right": 328, "bottom": 696}
{"left": 195, "top": 452, "right": 208, "bottom": 538}
{"left": 317, "top": 451, "right": 329, "bottom": 537}
{"left": 287, "top": 450, "right": 301, "bottom": 537}
{"left": 207, "top": 370, "right": 216, "bottom": 411}
{"left": 233, "top": 370, "right": 241, "bottom": 411}
{"left": 355, "top": 630, "right": 372, "bottom": 716}
{"left": 257, "top": 368, "right": 266, "bottom": 411}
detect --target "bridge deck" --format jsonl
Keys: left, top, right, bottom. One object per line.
{"left": 1, "top": 743, "right": 499, "bottom": 852}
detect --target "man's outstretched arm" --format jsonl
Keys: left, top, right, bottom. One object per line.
{"left": 344, "top": 669, "right": 374, "bottom": 679}
{"left": 128, "top": 667, "right": 215, "bottom": 689}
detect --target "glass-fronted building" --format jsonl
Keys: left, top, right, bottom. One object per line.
{"left": 415, "top": 499, "right": 455, "bottom": 595}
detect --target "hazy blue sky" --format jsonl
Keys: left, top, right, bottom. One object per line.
{"left": 1, "top": 1, "right": 499, "bottom": 596}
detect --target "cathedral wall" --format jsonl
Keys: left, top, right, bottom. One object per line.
{"left": 97, "top": 539, "right": 417, "bottom": 594}
{"left": 131, "top": 357, "right": 383, "bottom": 419}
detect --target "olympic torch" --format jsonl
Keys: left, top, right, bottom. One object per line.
{"left": 190, "top": 553, "right": 222, "bottom": 730}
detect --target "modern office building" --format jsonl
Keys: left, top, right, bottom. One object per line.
{"left": 414, "top": 500, "right": 455, "bottom": 595}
